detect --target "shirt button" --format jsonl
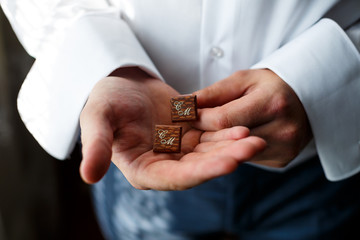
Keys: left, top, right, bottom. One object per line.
{"left": 210, "top": 46, "right": 224, "bottom": 58}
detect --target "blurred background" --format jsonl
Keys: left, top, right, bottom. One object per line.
{"left": 0, "top": 8, "right": 104, "bottom": 240}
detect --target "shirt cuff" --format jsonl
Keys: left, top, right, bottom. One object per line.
{"left": 17, "top": 14, "right": 161, "bottom": 159}
{"left": 251, "top": 18, "right": 360, "bottom": 181}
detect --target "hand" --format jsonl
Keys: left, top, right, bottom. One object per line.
{"left": 192, "top": 69, "right": 312, "bottom": 168}
{"left": 79, "top": 68, "right": 266, "bottom": 190}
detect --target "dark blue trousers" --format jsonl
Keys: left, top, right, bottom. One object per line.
{"left": 92, "top": 156, "right": 360, "bottom": 240}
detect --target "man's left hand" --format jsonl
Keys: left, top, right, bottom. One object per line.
{"left": 193, "top": 69, "right": 313, "bottom": 168}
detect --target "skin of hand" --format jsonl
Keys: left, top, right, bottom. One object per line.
{"left": 79, "top": 67, "right": 266, "bottom": 190}
{"left": 192, "top": 69, "right": 313, "bottom": 168}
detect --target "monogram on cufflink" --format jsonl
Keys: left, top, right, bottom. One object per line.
{"left": 170, "top": 95, "right": 198, "bottom": 122}
{"left": 153, "top": 125, "right": 182, "bottom": 153}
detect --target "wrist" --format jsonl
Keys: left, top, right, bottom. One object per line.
{"left": 109, "top": 66, "right": 156, "bottom": 82}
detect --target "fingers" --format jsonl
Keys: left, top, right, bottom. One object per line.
{"left": 200, "top": 126, "right": 249, "bottom": 142}
{"left": 181, "top": 136, "right": 267, "bottom": 184}
{"left": 192, "top": 93, "right": 272, "bottom": 131}
{"left": 212, "top": 136, "right": 267, "bottom": 163}
{"left": 193, "top": 126, "right": 251, "bottom": 152}
{"left": 192, "top": 69, "right": 284, "bottom": 131}
{"left": 79, "top": 102, "right": 113, "bottom": 184}
{"left": 193, "top": 140, "right": 237, "bottom": 153}
{"left": 194, "top": 127, "right": 261, "bottom": 154}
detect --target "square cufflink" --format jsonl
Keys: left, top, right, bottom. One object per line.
{"left": 170, "top": 95, "right": 198, "bottom": 122}
{"left": 153, "top": 125, "right": 182, "bottom": 153}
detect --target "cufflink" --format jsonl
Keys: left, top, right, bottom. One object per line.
{"left": 153, "top": 125, "right": 182, "bottom": 153}
{"left": 170, "top": 95, "right": 198, "bottom": 122}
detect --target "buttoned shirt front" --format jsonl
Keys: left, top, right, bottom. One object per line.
{"left": 1, "top": 0, "right": 360, "bottom": 181}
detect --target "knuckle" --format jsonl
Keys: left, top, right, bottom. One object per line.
{"left": 279, "top": 123, "right": 299, "bottom": 142}
{"left": 269, "top": 94, "right": 290, "bottom": 117}
{"left": 214, "top": 109, "right": 232, "bottom": 129}
{"left": 276, "top": 124, "right": 302, "bottom": 160}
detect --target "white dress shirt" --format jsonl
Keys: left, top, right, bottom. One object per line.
{"left": 1, "top": 0, "right": 359, "bottom": 181}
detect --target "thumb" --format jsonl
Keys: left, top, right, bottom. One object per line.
{"left": 194, "top": 71, "right": 251, "bottom": 108}
{"left": 79, "top": 105, "right": 113, "bottom": 184}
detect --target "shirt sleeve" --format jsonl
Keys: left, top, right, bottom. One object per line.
{"left": 0, "top": 0, "right": 161, "bottom": 159}
{"left": 252, "top": 18, "right": 360, "bottom": 181}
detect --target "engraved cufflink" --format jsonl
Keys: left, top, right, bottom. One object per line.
{"left": 170, "top": 95, "right": 198, "bottom": 122}
{"left": 153, "top": 125, "right": 182, "bottom": 153}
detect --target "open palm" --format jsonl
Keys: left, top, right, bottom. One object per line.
{"left": 80, "top": 69, "right": 265, "bottom": 190}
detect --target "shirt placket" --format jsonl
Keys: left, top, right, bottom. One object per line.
{"left": 199, "top": 0, "right": 239, "bottom": 233}
{"left": 199, "top": 0, "right": 236, "bottom": 88}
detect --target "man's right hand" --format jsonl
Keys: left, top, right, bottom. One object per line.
{"left": 79, "top": 67, "right": 266, "bottom": 190}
